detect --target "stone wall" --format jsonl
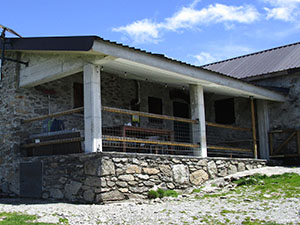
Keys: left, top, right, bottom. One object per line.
{"left": 20, "top": 152, "right": 266, "bottom": 203}
{"left": 253, "top": 73, "right": 300, "bottom": 154}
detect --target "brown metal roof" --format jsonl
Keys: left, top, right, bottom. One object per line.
{"left": 202, "top": 41, "right": 300, "bottom": 79}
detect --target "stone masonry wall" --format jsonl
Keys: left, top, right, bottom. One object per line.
{"left": 253, "top": 73, "right": 300, "bottom": 154}
{"left": 20, "top": 152, "right": 266, "bottom": 203}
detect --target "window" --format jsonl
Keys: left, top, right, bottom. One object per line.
{"left": 214, "top": 98, "right": 235, "bottom": 124}
{"left": 73, "top": 82, "right": 83, "bottom": 108}
{"left": 148, "top": 97, "right": 162, "bottom": 123}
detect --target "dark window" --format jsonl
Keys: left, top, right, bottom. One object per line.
{"left": 148, "top": 97, "right": 162, "bottom": 123}
{"left": 73, "top": 82, "right": 83, "bottom": 108}
{"left": 214, "top": 98, "right": 235, "bottom": 124}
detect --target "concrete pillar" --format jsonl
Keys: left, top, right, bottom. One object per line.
{"left": 84, "top": 64, "right": 102, "bottom": 153}
{"left": 257, "top": 99, "right": 270, "bottom": 159}
{"left": 190, "top": 84, "right": 207, "bottom": 157}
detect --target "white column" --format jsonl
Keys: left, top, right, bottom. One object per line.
{"left": 190, "top": 84, "right": 207, "bottom": 157}
{"left": 257, "top": 99, "right": 270, "bottom": 159}
{"left": 84, "top": 64, "right": 102, "bottom": 153}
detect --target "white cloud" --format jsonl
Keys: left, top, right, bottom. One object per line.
{"left": 193, "top": 52, "right": 217, "bottom": 65}
{"left": 193, "top": 45, "right": 253, "bottom": 66}
{"left": 112, "top": 19, "right": 161, "bottom": 44}
{"left": 113, "top": 3, "right": 260, "bottom": 44}
{"left": 263, "top": 0, "right": 300, "bottom": 21}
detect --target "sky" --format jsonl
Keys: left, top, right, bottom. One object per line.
{"left": 2, "top": 0, "right": 300, "bottom": 66}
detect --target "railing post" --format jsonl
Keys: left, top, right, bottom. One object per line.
{"left": 250, "top": 97, "right": 258, "bottom": 159}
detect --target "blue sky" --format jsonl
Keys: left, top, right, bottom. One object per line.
{"left": 2, "top": 0, "right": 300, "bottom": 65}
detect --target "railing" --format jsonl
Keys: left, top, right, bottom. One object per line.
{"left": 269, "top": 129, "right": 300, "bottom": 157}
{"left": 102, "top": 106, "right": 198, "bottom": 155}
{"left": 206, "top": 122, "right": 253, "bottom": 158}
{"left": 21, "top": 106, "right": 256, "bottom": 158}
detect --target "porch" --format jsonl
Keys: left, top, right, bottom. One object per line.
{"left": 20, "top": 68, "right": 272, "bottom": 159}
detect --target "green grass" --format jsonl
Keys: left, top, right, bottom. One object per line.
{"left": 0, "top": 212, "right": 54, "bottom": 225}
{"left": 233, "top": 173, "right": 300, "bottom": 200}
{"left": 198, "top": 173, "right": 300, "bottom": 201}
{"left": 148, "top": 188, "right": 179, "bottom": 199}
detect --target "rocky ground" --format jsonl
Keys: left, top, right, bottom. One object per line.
{"left": 0, "top": 166, "right": 300, "bottom": 225}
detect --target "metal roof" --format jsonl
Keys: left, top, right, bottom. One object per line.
{"left": 202, "top": 41, "right": 300, "bottom": 79}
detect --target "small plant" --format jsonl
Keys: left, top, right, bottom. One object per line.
{"left": 148, "top": 190, "right": 159, "bottom": 199}
{"left": 164, "top": 189, "right": 179, "bottom": 198}
{"left": 148, "top": 189, "right": 179, "bottom": 199}
{"left": 157, "top": 188, "right": 165, "bottom": 198}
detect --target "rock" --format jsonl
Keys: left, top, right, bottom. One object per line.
{"left": 135, "top": 174, "right": 149, "bottom": 180}
{"left": 166, "top": 183, "right": 175, "bottom": 189}
{"left": 84, "top": 177, "right": 102, "bottom": 187}
{"left": 128, "top": 181, "right": 138, "bottom": 186}
{"left": 197, "top": 159, "right": 207, "bottom": 166}
{"left": 207, "top": 161, "right": 217, "bottom": 178}
{"left": 64, "top": 180, "right": 82, "bottom": 196}
{"left": 83, "top": 190, "right": 95, "bottom": 202}
{"left": 50, "top": 188, "right": 64, "bottom": 199}
{"left": 116, "top": 181, "right": 128, "bottom": 187}
{"left": 228, "top": 165, "right": 237, "bottom": 174}
{"left": 218, "top": 168, "right": 228, "bottom": 177}
{"left": 58, "top": 177, "right": 67, "bottom": 184}
{"left": 172, "top": 164, "right": 189, "bottom": 184}
{"left": 143, "top": 181, "right": 155, "bottom": 187}
{"left": 126, "top": 164, "right": 142, "bottom": 174}
{"left": 119, "top": 188, "right": 129, "bottom": 193}
{"left": 159, "top": 165, "right": 172, "bottom": 176}
{"left": 237, "top": 162, "right": 246, "bottom": 171}
{"left": 246, "top": 164, "right": 253, "bottom": 170}
{"left": 84, "top": 159, "right": 100, "bottom": 176}
{"left": 143, "top": 168, "right": 160, "bottom": 175}
{"left": 189, "top": 169, "right": 209, "bottom": 185}
{"left": 99, "top": 190, "right": 125, "bottom": 202}
{"left": 129, "top": 186, "right": 148, "bottom": 193}
{"left": 119, "top": 174, "right": 135, "bottom": 182}
{"left": 106, "top": 180, "right": 115, "bottom": 187}
{"left": 101, "top": 159, "right": 115, "bottom": 175}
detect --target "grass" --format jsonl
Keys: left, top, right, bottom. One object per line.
{"left": 0, "top": 212, "right": 71, "bottom": 225}
{"left": 233, "top": 173, "right": 300, "bottom": 200}
{"left": 0, "top": 212, "right": 54, "bottom": 225}
{"left": 197, "top": 173, "right": 300, "bottom": 201}
{"left": 148, "top": 188, "right": 179, "bottom": 199}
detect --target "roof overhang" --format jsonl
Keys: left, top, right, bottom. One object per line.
{"left": 2, "top": 36, "right": 286, "bottom": 102}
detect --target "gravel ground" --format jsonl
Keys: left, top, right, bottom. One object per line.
{"left": 0, "top": 166, "right": 300, "bottom": 225}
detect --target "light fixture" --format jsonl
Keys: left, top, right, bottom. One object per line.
{"left": 100, "top": 66, "right": 104, "bottom": 71}
{"left": 164, "top": 83, "right": 168, "bottom": 88}
{"left": 124, "top": 72, "right": 127, "bottom": 77}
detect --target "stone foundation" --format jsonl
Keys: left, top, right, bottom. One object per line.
{"left": 20, "top": 152, "right": 266, "bottom": 203}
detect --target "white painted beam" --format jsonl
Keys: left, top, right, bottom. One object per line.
{"left": 19, "top": 54, "right": 109, "bottom": 88}
{"left": 84, "top": 64, "right": 102, "bottom": 153}
{"left": 92, "top": 41, "right": 286, "bottom": 102}
{"left": 190, "top": 84, "right": 207, "bottom": 157}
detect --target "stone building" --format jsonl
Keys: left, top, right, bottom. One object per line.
{"left": 203, "top": 41, "right": 300, "bottom": 159}
{"left": 0, "top": 36, "right": 288, "bottom": 202}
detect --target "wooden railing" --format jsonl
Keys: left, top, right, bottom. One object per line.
{"left": 22, "top": 106, "right": 256, "bottom": 157}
